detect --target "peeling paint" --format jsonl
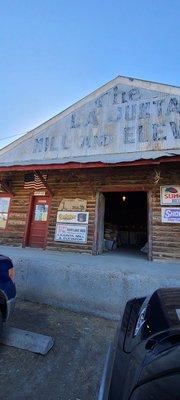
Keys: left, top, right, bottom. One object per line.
{"left": 0, "top": 79, "right": 179, "bottom": 166}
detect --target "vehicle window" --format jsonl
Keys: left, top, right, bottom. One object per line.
{"left": 0, "top": 197, "right": 10, "bottom": 229}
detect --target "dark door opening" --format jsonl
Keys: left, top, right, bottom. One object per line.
{"left": 103, "top": 191, "right": 148, "bottom": 257}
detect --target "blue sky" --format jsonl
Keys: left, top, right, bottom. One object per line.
{"left": 0, "top": 0, "right": 179, "bottom": 148}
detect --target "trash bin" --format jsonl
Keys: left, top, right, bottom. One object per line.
{"left": 100, "top": 288, "right": 180, "bottom": 400}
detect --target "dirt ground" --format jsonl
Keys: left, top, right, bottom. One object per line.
{"left": 0, "top": 300, "right": 117, "bottom": 400}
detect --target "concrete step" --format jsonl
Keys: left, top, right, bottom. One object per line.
{"left": 0, "top": 326, "right": 54, "bottom": 354}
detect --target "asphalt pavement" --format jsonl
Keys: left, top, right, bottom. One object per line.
{"left": 0, "top": 300, "right": 117, "bottom": 400}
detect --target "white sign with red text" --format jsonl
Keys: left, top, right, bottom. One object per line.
{"left": 54, "top": 223, "right": 88, "bottom": 243}
{"left": 160, "top": 186, "right": 180, "bottom": 205}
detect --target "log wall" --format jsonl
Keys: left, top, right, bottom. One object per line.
{"left": 0, "top": 163, "right": 179, "bottom": 260}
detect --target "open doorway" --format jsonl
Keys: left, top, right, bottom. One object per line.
{"left": 97, "top": 191, "right": 149, "bottom": 258}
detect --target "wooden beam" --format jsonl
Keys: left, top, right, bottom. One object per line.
{"left": 100, "top": 185, "right": 151, "bottom": 192}
{"left": 35, "top": 170, "right": 53, "bottom": 196}
{"left": 0, "top": 179, "right": 14, "bottom": 196}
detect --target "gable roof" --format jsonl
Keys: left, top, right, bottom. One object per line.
{"left": 0, "top": 75, "right": 179, "bottom": 169}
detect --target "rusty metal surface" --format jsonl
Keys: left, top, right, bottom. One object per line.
{"left": 0, "top": 76, "right": 179, "bottom": 167}
{"left": 0, "top": 149, "right": 179, "bottom": 167}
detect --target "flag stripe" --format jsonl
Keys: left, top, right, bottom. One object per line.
{"left": 24, "top": 173, "right": 47, "bottom": 190}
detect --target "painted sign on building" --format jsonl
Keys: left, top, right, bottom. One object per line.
{"left": 54, "top": 223, "right": 88, "bottom": 243}
{"left": 57, "top": 211, "right": 89, "bottom": 224}
{"left": 58, "top": 198, "right": 87, "bottom": 212}
{"left": 161, "top": 207, "right": 180, "bottom": 223}
{"left": 160, "top": 186, "right": 180, "bottom": 205}
{"left": 0, "top": 77, "right": 179, "bottom": 166}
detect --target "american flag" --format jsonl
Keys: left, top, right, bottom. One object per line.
{"left": 24, "top": 173, "right": 47, "bottom": 190}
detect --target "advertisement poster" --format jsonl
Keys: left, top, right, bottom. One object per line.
{"left": 160, "top": 186, "right": 180, "bottom": 205}
{"left": 0, "top": 197, "right": 10, "bottom": 229}
{"left": 55, "top": 223, "right": 88, "bottom": 243}
{"left": 34, "top": 204, "right": 49, "bottom": 221}
{"left": 161, "top": 207, "right": 180, "bottom": 224}
{"left": 56, "top": 211, "right": 89, "bottom": 224}
{"left": 0, "top": 197, "right": 10, "bottom": 213}
{"left": 0, "top": 213, "right": 8, "bottom": 229}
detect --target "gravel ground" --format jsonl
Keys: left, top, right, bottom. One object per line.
{"left": 0, "top": 300, "right": 117, "bottom": 400}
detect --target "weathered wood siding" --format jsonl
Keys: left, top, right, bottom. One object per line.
{"left": 152, "top": 163, "right": 180, "bottom": 260}
{"left": 46, "top": 170, "right": 96, "bottom": 253}
{"left": 0, "top": 172, "right": 29, "bottom": 246}
{"left": 0, "top": 163, "right": 179, "bottom": 260}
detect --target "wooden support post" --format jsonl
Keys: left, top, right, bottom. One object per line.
{"left": 0, "top": 180, "right": 14, "bottom": 196}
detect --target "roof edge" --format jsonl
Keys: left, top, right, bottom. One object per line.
{"left": 0, "top": 75, "right": 179, "bottom": 156}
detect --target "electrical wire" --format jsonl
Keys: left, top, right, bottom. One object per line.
{"left": 0, "top": 132, "right": 26, "bottom": 142}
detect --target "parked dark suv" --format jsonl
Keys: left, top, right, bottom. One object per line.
{"left": 99, "top": 288, "right": 180, "bottom": 400}
{"left": 0, "top": 255, "right": 16, "bottom": 332}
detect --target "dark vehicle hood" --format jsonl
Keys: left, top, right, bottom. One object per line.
{"left": 0, "top": 255, "right": 16, "bottom": 300}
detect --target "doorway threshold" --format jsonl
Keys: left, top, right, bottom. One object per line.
{"left": 103, "top": 247, "right": 147, "bottom": 260}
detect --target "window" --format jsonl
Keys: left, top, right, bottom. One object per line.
{"left": 0, "top": 197, "right": 10, "bottom": 229}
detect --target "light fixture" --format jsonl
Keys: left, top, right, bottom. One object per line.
{"left": 122, "top": 196, "right": 126, "bottom": 202}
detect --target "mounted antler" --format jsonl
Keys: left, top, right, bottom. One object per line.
{"left": 154, "top": 169, "right": 161, "bottom": 185}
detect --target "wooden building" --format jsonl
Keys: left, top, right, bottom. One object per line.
{"left": 0, "top": 76, "right": 179, "bottom": 260}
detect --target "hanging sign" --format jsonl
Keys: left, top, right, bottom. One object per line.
{"left": 57, "top": 211, "right": 89, "bottom": 224}
{"left": 54, "top": 223, "right": 88, "bottom": 243}
{"left": 160, "top": 186, "right": 180, "bottom": 205}
{"left": 161, "top": 207, "right": 180, "bottom": 223}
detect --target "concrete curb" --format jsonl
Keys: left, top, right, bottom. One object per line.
{"left": 1, "top": 246, "right": 180, "bottom": 319}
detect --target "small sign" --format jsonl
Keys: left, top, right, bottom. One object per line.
{"left": 34, "top": 190, "right": 46, "bottom": 196}
{"left": 8, "top": 220, "right": 26, "bottom": 226}
{"left": 57, "top": 211, "right": 89, "bottom": 224}
{"left": 58, "top": 198, "right": 87, "bottom": 211}
{"left": 9, "top": 212, "right": 26, "bottom": 219}
{"left": 161, "top": 207, "right": 180, "bottom": 223}
{"left": 160, "top": 186, "right": 180, "bottom": 205}
{"left": 54, "top": 223, "right": 88, "bottom": 243}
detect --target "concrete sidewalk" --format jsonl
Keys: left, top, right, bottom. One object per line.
{"left": 0, "top": 246, "right": 180, "bottom": 319}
